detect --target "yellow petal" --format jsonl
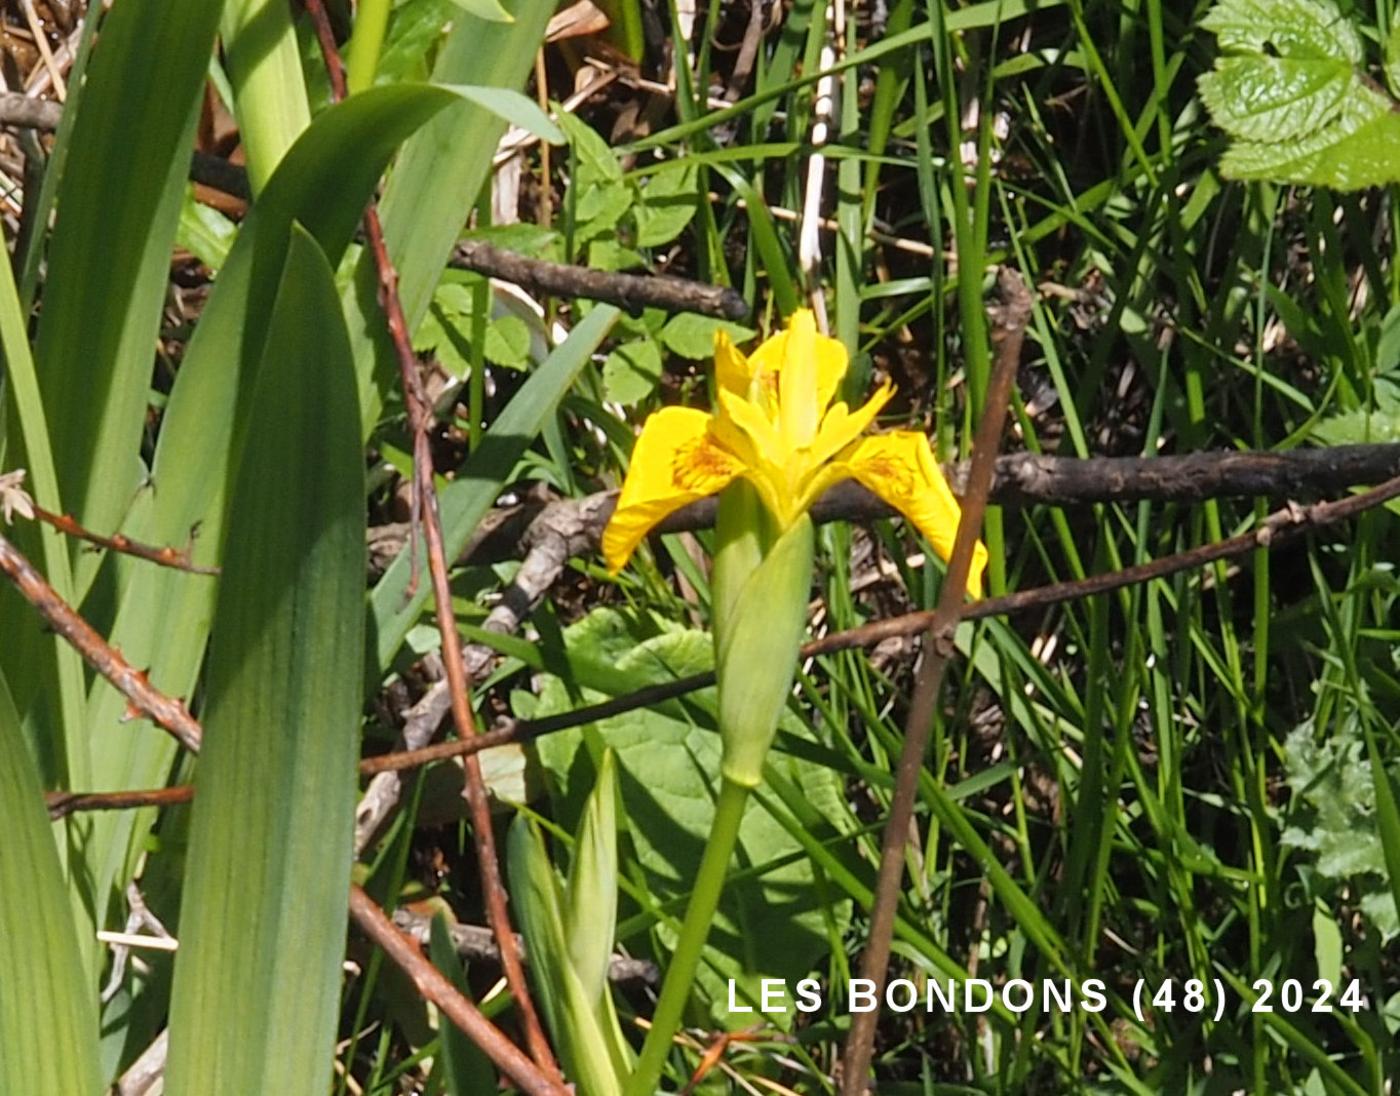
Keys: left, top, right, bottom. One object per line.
{"left": 713, "top": 389, "right": 793, "bottom": 524}
{"left": 602, "top": 407, "right": 744, "bottom": 572}
{"left": 761, "top": 310, "right": 846, "bottom": 450}
{"left": 714, "top": 330, "right": 752, "bottom": 399}
{"left": 807, "top": 381, "right": 895, "bottom": 470}
{"left": 833, "top": 431, "right": 988, "bottom": 598}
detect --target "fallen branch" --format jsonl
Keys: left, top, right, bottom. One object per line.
{"left": 452, "top": 239, "right": 749, "bottom": 320}
{"left": 376, "top": 443, "right": 1400, "bottom": 570}
{"left": 389, "top": 905, "right": 659, "bottom": 988}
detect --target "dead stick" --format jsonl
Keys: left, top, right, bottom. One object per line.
{"left": 0, "top": 532, "right": 203, "bottom": 754}
{"left": 301, "top": 2, "right": 560, "bottom": 1080}
{"left": 452, "top": 240, "right": 749, "bottom": 320}
{"left": 347, "top": 885, "right": 569, "bottom": 1096}
{"left": 840, "top": 268, "right": 1031, "bottom": 1093}
{"left": 441, "top": 443, "right": 1400, "bottom": 568}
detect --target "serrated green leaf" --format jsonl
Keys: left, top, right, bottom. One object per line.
{"left": 602, "top": 338, "right": 663, "bottom": 405}
{"left": 1217, "top": 85, "right": 1400, "bottom": 188}
{"left": 0, "top": 669, "right": 101, "bottom": 1095}
{"left": 1201, "top": 0, "right": 1362, "bottom": 63}
{"left": 1198, "top": 56, "right": 1351, "bottom": 143}
{"left": 1200, "top": 0, "right": 1400, "bottom": 187}
{"left": 165, "top": 227, "right": 365, "bottom": 1093}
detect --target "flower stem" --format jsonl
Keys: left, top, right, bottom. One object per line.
{"left": 626, "top": 776, "right": 750, "bottom": 1096}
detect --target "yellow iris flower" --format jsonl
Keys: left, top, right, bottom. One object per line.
{"left": 602, "top": 309, "right": 987, "bottom": 597}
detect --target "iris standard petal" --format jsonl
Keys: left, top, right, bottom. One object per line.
{"left": 602, "top": 407, "right": 744, "bottom": 572}
{"left": 714, "top": 330, "right": 752, "bottom": 399}
{"left": 834, "top": 431, "right": 988, "bottom": 598}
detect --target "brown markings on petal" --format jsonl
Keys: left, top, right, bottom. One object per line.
{"left": 861, "top": 453, "right": 915, "bottom": 495}
{"left": 673, "top": 437, "right": 737, "bottom": 491}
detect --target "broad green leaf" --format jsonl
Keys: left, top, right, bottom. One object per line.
{"left": 602, "top": 338, "right": 663, "bottom": 405}
{"left": 658, "top": 313, "right": 756, "bottom": 360}
{"left": 32, "top": 0, "right": 222, "bottom": 581}
{"left": 370, "top": 304, "right": 620, "bottom": 675}
{"left": 165, "top": 227, "right": 365, "bottom": 1093}
{"left": 532, "top": 609, "right": 850, "bottom": 1027}
{"left": 77, "top": 82, "right": 478, "bottom": 941}
{"left": 634, "top": 162, "right": 700, "bottom": 248}
{"left": 345, "top": 1, "right": 556, "bottom": 430}
{"left": 0, "top": 669, "right": 101, "bottom": 1095}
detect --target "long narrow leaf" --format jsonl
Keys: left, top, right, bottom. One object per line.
{"left": 370, "top": 304, "right": 620, "bottom": 673}
{"left": 32, "top": 0, "right": 223, "bottom": 580}
{"left": 77, "top": 81, "right": 491, "bottom": 937}
{"left": 164, "top": 227, "right": 365, "bottom": 1093}
{"left": 0, "top": 669, "right": 101, "bottom": 1094}
{"left": 346, "top": 0, "right": 555, "bottom": 429}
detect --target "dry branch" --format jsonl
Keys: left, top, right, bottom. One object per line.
{"left": 452, "top": 239, "right": 749, "bottom": 319}
{"left": 382, "top": 443, "right": 1400, "bottom": 571}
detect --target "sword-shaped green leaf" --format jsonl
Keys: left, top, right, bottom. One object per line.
{"left": 164, "top": 226, "right": 365, "bottom": 1093}
{"left": 0, "top": 668, "right": 101, "bottom": 1094}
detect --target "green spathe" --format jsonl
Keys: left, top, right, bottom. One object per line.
{"left": 713, "top": 490, "right": 814, "bottom": 788}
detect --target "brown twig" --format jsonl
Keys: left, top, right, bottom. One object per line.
{"left": 47, "top": 785, "right": 195, "bottom": 820}
{"left": 452, "top": 239, "right": 750, "bottom": 320}
{"left": 301, "top": 1, "right": 560, "bottom": 1080}
{"left": 0, "top": 532, "right": 203, "bottom": 754}
{"left": 30, "top": 506, "right": 218, "bottom": 574}
{"left": 347, "top": 884, "right": 569, "bottom": 1096}
{"left": 840, "top": 268, "right": 1032, "bottom": 1093}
